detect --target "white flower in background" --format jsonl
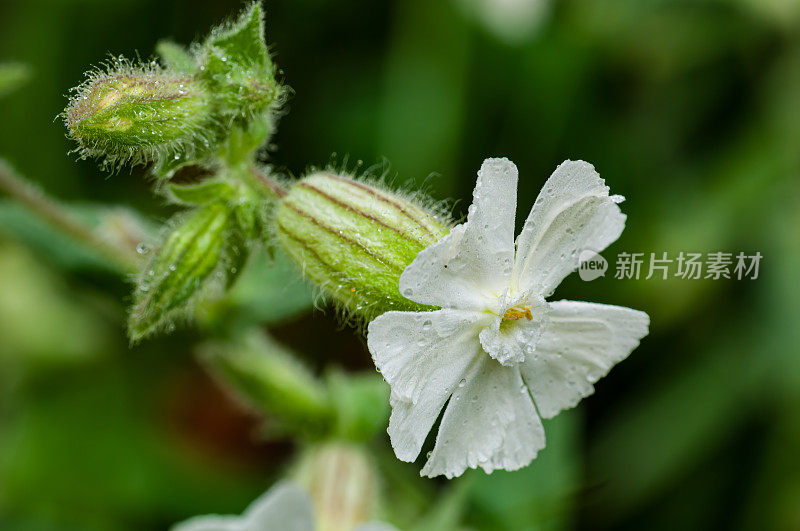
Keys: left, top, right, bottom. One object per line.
{"left": 367, "top": 158, "right": 649, "bottom": 478}
{"left": 173, "top": 482, "right": 396, "bottom": 531}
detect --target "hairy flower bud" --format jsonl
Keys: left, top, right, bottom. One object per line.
{"left": 129, "top": 201, "right": 233, "bottom": 341}
{"left": 64, "top": 64, "right": 213, "bottom": 170}
{"left": 275, "top": 172, "right": 450, "bottom": 320}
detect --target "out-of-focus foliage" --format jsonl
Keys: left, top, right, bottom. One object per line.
{"left": 0, "top": 62, "right": 30, "bottom": 98}
{"left": 0, "top": 0, "right": 798, "bottom": 529}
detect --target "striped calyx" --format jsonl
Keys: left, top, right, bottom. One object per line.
{"left": 275, "top": 172, "right": 450, "bottom": 320}
{"left": 128, "top": 201, "right": 238, "bottom": 341}
{"left": 65, "top": 68, "right": 212, "bottom": 170}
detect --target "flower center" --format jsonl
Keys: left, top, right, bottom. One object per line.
{"left": 502, "top": 304, "right": 532, "bottom": 321}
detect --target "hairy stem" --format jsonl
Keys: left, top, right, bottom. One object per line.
{"left": 0, "top": 159, "right": 140, "bottom": 271}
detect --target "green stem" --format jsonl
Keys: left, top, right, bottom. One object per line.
{"left": 0, "top": 158, "right": 140, "bottom": 272}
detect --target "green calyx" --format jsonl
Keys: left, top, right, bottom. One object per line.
{"left": 128, "top": 197, "right": 252, "bottom": 342}
{"left": 64, "top": 2, "right": 282, "bottom": 175}
{"left": 65, "top": 68, "right": 213, "bottom": 170}
{"left": 275, "top": 172, "right": 451, "bottom": 321}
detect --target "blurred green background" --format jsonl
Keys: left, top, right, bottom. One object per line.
{"left": 1, "top": 0, "right": 799, "bottom": 529}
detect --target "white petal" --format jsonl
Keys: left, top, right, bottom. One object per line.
{"left": 512, "top": 160, "right": 626, "bottom": 298}
{"left": 367, "top": 309, "right": 488, "bottom": 462}
{"left": 172, "top": 482, "right": 314, "bottom": 531}
{"left": 421, "top": 358, "right": 545, "bottom": 478}
{"left": 520, "top": 300, "right": 649, "bottom": 419}
{"left": 399, "top": 158, "right": 518, "bottom": 310}
{"left": 242, "top": 483, "right": 314, "bottom": 531}
{"left": 478, "top": 295, "right": 550, "bottom": 366}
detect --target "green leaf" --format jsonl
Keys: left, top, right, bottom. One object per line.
{"left": 0, "top": 199, "right": 151, "bottom": 273}
{"left": 168, "top": 180, "right": 236, "bottom": 205}
{"left": 0, "top": 62, "right": 30, "bottom": 98}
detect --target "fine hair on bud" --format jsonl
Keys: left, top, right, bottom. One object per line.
{"left": 196, "top": 2, "right": 285, "bottom": 128}
{"left": 275, "top": 170, "right": 453, "bottom": 324}
{"left": 63, "top": 56, "right": 217, "bottom": 172}
{"left": 128, "top": 200, "right": 251, "bottom": 342}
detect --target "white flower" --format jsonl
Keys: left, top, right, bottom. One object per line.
{"left": 367, "top": 158, "right": 649, "bottom": 479}
{"left": 173, "top": 482, "right": 396, "bottom": 531}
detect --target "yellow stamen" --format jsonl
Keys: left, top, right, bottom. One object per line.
{"left": 503, "top": 305, "right": 532, "bottom": 321}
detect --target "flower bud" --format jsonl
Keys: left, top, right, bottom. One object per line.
{"left": 274, "top": 172, "right": 450, "bottom": 320}
{"left": 64, "top": 65, "right": 213, "bottom": 170}
{"left": 128, "top": 201, "right": 232, "bottom": 341}
{"left": 294, "top": 442, "right": 380, "bottom": 531}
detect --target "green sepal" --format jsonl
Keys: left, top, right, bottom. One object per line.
{"left": 155, "top": 40, "right": 196, "bottom": 73}
{"left": 223, "top": 219, "right": 250, "bottom": 290}
{"left": 205, "top": 3, "right": 270, "bottom": 70}
{"left": 168, "top": 180, "right": 236, "bottom": 205}
{"left": 222, "top": 124, "right": 273, "bottom": 167}
{"left": 198, "top": 3, "right": 280, "bottom": 125}
{"left": 128, "top": 201, "right": 232, "bottom": 342}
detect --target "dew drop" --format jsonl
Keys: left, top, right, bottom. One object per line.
{"left": 458, "top": 378, "right": 466, "bottom": 388}
{"left": 422, "top": 320, "right": 432, "bottom": 331}
{"left": 136, "top": 243, "right": 149, "bottom": 254}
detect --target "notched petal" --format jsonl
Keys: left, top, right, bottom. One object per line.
{"left": 520, "top": 300, "right": 649, "bottom": 419}
{"left": 367, "top": 309, "right": 487, "bottom": 461}
{"left": 421, "top": 358, "right": 545, "bottom": 478}
{"left": 513, "top": 160, "right": 626, "bottom": 298}
{"left": 398, "top": 158, "right": 519, "bottom": 310}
